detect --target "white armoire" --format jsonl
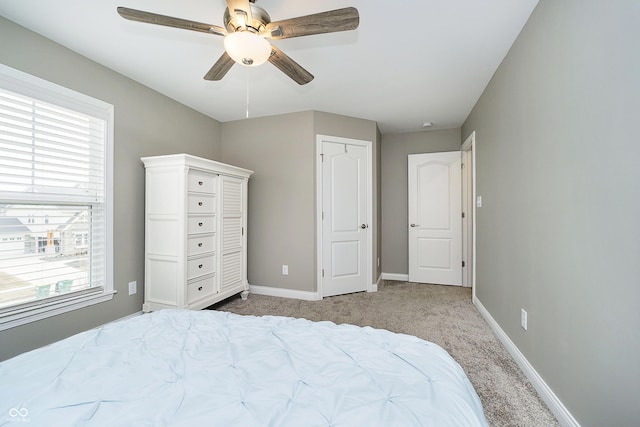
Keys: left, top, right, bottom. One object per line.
{"left": 141, "top": 154, "right": 253, "bottom": 312}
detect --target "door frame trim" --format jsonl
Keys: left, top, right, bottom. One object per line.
{"left": 316, "top": 134, "right": 373, "bottom": 298}
{"left": 461, "top": 131, "right": 477, "bottom": 300}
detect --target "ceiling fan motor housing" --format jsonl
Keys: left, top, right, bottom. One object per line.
{"left": 224, "top": 3, "right": 270, "bottom": 34}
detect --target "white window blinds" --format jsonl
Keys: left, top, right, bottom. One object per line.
{"left": 0, "top": 88, "right": 106, "bottom": 203}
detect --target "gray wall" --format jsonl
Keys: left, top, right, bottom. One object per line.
{"left": 0, "top": 17, "right": 222, "bottom": 361}
{"left": 221, "top": 111, "right": 379, "bottom": 293}
{"left": 221, "top": 111, "right": 316, "bottom": 292}
{"left": 381, "top": 129, "right": 461, "bottom": 275}
{"left": 462, "top": 1, "right": 640, "bottom": 425}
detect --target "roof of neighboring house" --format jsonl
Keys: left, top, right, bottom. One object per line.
{"left": 57, "top": 210, "right": 87, "bottom": 231}
{"left": 0, "top": 217, "right": 30, "bottom": 234}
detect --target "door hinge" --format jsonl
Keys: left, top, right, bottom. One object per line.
{"left": 461, "top": 162, "right": 464, "bottom": 169}
{"left": 462, "top": 212, "right": 466, "bottom": 219}
{"left": 462, "top": 261, "right": 466, "bottom": 268}
{"left": 322, "top": 269, "right": 325, "bottom": 277}
{"left": 322, "top": 211, "right": 324, "bottom": 220}
{"left": 320, "top": 153, "right": 324, "bottom": 162}
{"left": 242, "top": 227, "right": 244, "bottom": 236}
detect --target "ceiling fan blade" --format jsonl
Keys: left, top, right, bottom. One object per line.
{"left": 268, "top": 45, "right": 314, "bottom": 85}
{"left": 226, "top": 0, "right": 253, "bottom": 29}
{"left": 264, "top": 7, "right": 359, "bottom": 40}
{"left": 117, "top": 7, "right": 226, "bottom": 36}
{"left": 204, "top": 52, "right": 235, "bottom": 80}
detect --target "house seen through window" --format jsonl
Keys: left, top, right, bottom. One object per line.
{"left": 0, "top": 205, "right": 92, "bottom": 308}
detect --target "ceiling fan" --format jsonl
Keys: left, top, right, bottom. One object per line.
{"left": 117, "top": 0, "right": 359, "bottom": 85}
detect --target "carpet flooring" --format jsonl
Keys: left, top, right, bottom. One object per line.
{"left": 211, "top": 280, "right": 559, "bottom": 426}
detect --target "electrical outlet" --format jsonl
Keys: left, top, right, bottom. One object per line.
{"left": 128, "top": 281, "right": 137, "bottom": 296}
{"left": 521, "top": 308, "right": 528, "bottom": 331}
{"left": 282, "top": 265, "right": 288, "bottom": 275}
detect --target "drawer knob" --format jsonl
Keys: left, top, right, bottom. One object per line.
{"left": 198, "top": 264, "right": 203, "bottom": 269}
{"left": 198, "top": 286, "right": 203, "bottom": 291}
{"left": 198, "top": 222, "right": 203, "bottom": 227}
{"left": 198, "top": 181, "right": 203, "bottom": 186}
{"left": 198, "top": 201, "right": 203, "bottom": 206}
{"left": 198, "top": 243, "right": 203, "bottom": 247}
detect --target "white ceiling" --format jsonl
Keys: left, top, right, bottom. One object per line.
{"left": 0, "top": 0, "right": 538, "bottom": 134}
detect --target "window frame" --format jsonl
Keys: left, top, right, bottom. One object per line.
{"left": 0, "top": 64, "right": 114, "bottom": 331}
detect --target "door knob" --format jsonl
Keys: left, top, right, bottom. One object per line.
{"left": 360, "top": 224, "right": 368, "bottom": 229}
{"left": 410, "top": 223, "right": 419, "bottom": 227}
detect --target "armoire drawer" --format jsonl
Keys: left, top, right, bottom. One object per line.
{"left": 187, "top": 254, "right": 215, "bottom": 279}
{"left": 188, "top": 215, "right": 216, "bottom": 234}
{"left": 188, "top": 171, "right": 216, "bottom": 194}
{"left": 188, "top": 194, "right": 215, "bottom": 214}
{"left": 187, "top": 275, "right": 215, "bottom": 304}
{"left": 187, "top": 234, "right": 215, "bottom": 256}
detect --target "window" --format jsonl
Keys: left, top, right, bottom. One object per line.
{"left": 0, "top": 64, "right": 113, "bottom": 330}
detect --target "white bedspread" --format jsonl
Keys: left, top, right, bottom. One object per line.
{"left": 0, "top": 310, "right": 487, "bottom": 426}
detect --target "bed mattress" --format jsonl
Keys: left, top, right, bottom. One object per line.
{"left": 0, "top": 309, "right": 487, "bottom": 426}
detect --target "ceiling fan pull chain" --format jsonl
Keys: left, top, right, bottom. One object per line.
{"left": 246, "top": 66, "right": 250, "bottom": 119}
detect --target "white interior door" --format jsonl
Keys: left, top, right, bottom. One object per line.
{"left": 408, "top": 151, "right": 462, "bottom": 285}
{"left": 321, "top": 139, "right": 368, "bottom": 297}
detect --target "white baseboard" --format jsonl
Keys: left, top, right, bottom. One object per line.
{"left": 381, "top": 272, "right": 409, "bottom": 281}
{"left": 251, "top": 278, "right": 381, "bottom": 300}
{"left": 249, "top": 284, "right": 321, "bottom": 301}
{"left": 473, "top": 296, "right": 580, "bottom": 427}
{"left": 110, "top": 310, "right": 144, "bottom": 323}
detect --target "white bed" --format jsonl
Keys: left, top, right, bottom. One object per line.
{"left": 0, "top": 309, "right": 487, "bottom": 426}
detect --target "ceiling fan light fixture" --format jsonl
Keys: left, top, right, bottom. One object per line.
{"left": 224, "top": 31, "right": 271, "bottom": 66}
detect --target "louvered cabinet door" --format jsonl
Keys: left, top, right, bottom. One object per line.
{"left": 219, "top": 175, "right": 246, "bottom": 293}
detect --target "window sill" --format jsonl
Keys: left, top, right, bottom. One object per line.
{"left": 0, "top": 289, "right": 116, "bottom": 331}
